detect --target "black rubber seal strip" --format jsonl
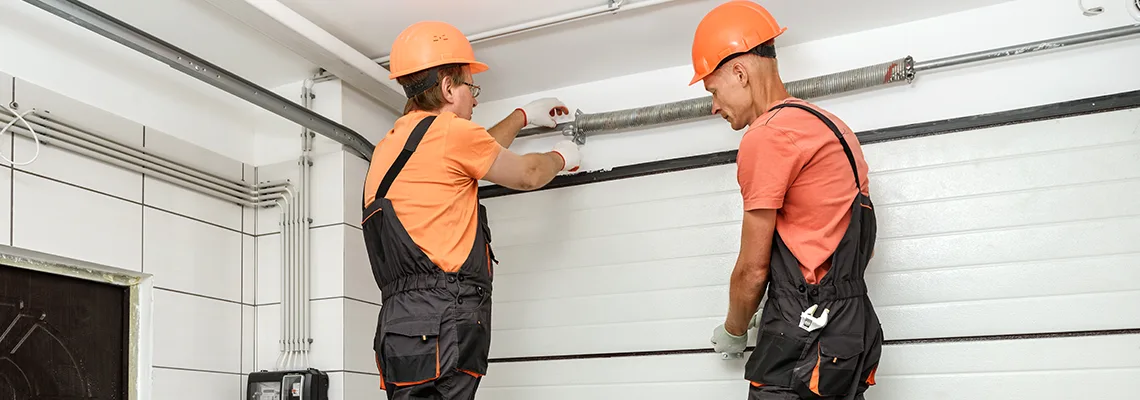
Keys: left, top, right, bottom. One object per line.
{"left": 487, "top": 328, "right": 1140, "bottom": 364}
{"left": 479, "top": 89, "right": 1140, "bottom": 199}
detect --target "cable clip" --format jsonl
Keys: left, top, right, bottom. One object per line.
{"left": 798, "top": 304, "right": 830, "bottom": 332}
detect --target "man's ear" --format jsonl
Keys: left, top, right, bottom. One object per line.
{"left": 440, "top": 75, "right": 456, "bottom": 103}
{"left": 732, "top": 61, "right": 750, "bottom": 87}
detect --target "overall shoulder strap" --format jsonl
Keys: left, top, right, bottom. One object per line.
{"left": 364, "top": 115, "right": 438, "bottom": 212}
{"left": 768, "top": 103, "right": 861, "bottom": 190}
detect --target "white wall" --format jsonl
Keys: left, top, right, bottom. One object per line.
{"left": 473, "top": 0, "right": 1140, "bottom": 171}
{"left": 471, "top": 0, "right": 1140, "bottom": 398}
{"left": 251, "top": 79, "right": 396, "bottom": 400}
{"left": 0, "top": 71, "right": 257, "bottom": 398}
{"left": 0, "top": 0, "right": 283, "bottom": 165}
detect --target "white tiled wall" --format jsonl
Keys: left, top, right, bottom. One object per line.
{"left": 477, "top": 107, "right": 1140, "bottom": 398}
{"left": 253, "top": 149, "right": 384, "bottom": 399}
{"left": 0, "top": 73, "right": 255, "bottom": 397}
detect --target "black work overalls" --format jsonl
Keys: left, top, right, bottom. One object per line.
{"left": 744, "top": 104, "right": 883, "bottom": 400}
{"left": 362, "top": 115, "right": 496, "bottom": 400}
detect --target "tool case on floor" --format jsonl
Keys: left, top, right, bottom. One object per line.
{"left": 247, "top": 368, "right": 329, "bottom": 400}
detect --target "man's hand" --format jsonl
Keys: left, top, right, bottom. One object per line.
{"left": 517, "top": 98, "right": 570, "bottom": 128}
{"left": 711, "top": 323, "right": 748, "bottom": 359}
{"left": 551, "top": 140, "right": 581, "bottom": 172}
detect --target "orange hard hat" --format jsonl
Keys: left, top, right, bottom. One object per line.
{"left": 388, "top": 21, "right": 489, "bottom": 80}
{"left": 688, "top": 1, "right": 787, "bottom": 86}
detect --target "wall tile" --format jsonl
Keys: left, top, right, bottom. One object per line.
{"left": 0, "top": 167, "right": 9, "bottom": 245}
{"left": 310, "top": 150, "right": 345, "bottom": 227}
{"left": 253, "top": 300, "right": 344, "bottom": 373}
{"left": 1, "top": 74, "right": 14, "bottom": 168}
{"left": 152, "top": 368, "right": 240, "bottom": 400}
{"left": 330, "top": 371, "right": 384, "bottom": 400}
{"left": 143, "top": 207, "right": 242, "bottom": 302}
{"left": 153, "top": 289, "right": 241, "bottom": 373}
{"left": 143, "top": 176, "right": 243, "bottom": 232}
{"left": 143, "top": 127, "right": 243, "bottom": 182}
{"left": 243, "top": 305, "right": 255, "bottom": 374}
{"left": 343, "top": 226, "right": 381, "bottom": 305}
{"left": 310, "top": 225, "right": 345, "bottom": 300}
{"left": 256, "top": 233, "right": 281, "bottom": 305}
{"left": 343, "top": 298, "right": 380, "bottom": 374}
{"left": 13, "top": 78, "right": 143, "bottom": 201}
{"left": 255, "top": 304, "right": 282, "bottom": 372}
{"left": 13, "top": 78, "right": 143, "bottom": 146}
{"left": 309, "top": 298, "right": 345, "bottom": 372}
{"left": 343, "top": 150, "right": 369, "bottom": 229}
{"left": 12, "top": 171, "right": 142, "bottom": 271}
{"left": 14, "top": 135, "right": 143, "bottom": 202}
{"left": 243, "top": 234, "right": 256, "bottom": 305}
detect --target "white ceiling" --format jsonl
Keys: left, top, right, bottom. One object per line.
{"left": 71, "top": 0, "right": 1016, "bottom": 105}
{"left": 275, "top": 0, "right": 1018, "bottom": 101}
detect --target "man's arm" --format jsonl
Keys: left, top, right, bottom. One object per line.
{"left": 486, "top": 109, "right": 526, "bottom": 148}
{"left": 486, "top": 98, "right": 571, "bottom": 149}
{"left": 724, "top": 208, "right": 777, "bottom": 336}
{"left": 481, "top": 141, "right": 580, "bottom": 191}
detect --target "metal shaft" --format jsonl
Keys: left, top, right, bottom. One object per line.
{"left": 517, "top": 24, "right": 1140, "bottom": 141}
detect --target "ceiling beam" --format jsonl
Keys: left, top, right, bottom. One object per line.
{"left": 199, "top": 0, "right": 407, "bottom": 114}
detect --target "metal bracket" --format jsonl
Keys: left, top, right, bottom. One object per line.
{"left": 562, "top": 109, "right": 587, "bottom": 145}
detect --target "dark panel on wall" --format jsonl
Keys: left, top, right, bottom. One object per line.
{"left": 0, "top": 265, "right": 127, "bottom": 399}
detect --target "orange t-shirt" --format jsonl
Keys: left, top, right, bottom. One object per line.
{"left": 736, "top": 98, "right": 871, "bottom": 284}
{"left": 363, "top": 111, "right": 503, "bottom": 273}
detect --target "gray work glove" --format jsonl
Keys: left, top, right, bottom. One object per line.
{"left": 712, "top": 299, "right": 765, "bottom": 360}
{"left": 711, "top": 323, "right": 748, "bottom": 359}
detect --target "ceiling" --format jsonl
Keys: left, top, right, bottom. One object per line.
{"left": 275, "top": 0, "right": 1018, "bottom": 102}
{"left": 68, "top": 0, "right": 1017, "bottom": 107}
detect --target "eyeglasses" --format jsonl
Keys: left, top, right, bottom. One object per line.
{"left": 463, "top": 82, "right": 481, "bottom": 98}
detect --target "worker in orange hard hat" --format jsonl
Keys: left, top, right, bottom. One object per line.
{"left": 692, "top": 2, "right": 883, "bottom": 399}
{"left": 363, "top": 20, "right": 581, "bottom": 400}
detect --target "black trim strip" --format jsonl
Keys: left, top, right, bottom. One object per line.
{"left": 487, "top": 328, "right": 1140, "bottom": 364}
{"left": 479, "top": 89, "right": 1140, "bottom": 199}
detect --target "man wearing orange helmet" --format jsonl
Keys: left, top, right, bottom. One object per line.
{"left": 362, "top": 21, "right": 581, "bottom": 400}
{"left": 692, "top": 2, "right": 882, "bottom": 399}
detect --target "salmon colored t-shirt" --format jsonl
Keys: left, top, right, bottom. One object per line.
{"left": 363, "top": 111, "right": 503, "bottom": 273}
{"left": 736, "top": 98, "right": 871, "bottom": 284}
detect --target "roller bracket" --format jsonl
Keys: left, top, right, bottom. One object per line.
{"left": 564, "top": 109, "right": 587, "bottom": 145}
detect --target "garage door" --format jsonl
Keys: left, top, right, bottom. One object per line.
{"left": 476, "top": 94, "right": 1140, "bottom": 399}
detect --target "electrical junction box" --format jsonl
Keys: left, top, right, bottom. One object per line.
{"left": 247, "top": 369, "right": 329, "bottom": 400}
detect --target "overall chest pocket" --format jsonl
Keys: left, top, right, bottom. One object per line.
{"left": 378, "top": 315, "right": 442, "bottom": 386}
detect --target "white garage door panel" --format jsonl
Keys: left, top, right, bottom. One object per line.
{"left": 871, "top": 216, "right": 1140, "bottom": 273}
{"left": 860, "top": 109, "right": 1140, "bottom": 172}
{"left": 492, "top": 253, "right": 736, "bottom": 303}
{"left": 478, "top": 334, "right": 1140, "bottom": 400}
{"left": 484, "top": 164, "right": 740, "bottom": 222}
{"left": 870, "top": 141, "right": 1139, "bottom": 205}
{"left": 482, "top": 109, "right": 1140, "bottom": 358}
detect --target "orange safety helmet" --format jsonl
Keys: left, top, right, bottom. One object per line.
{"left": 688, "top": 1, "right": 787, "bottom": 86}
{"left": 388, "top": 21, "right": 490, "bottom": 96}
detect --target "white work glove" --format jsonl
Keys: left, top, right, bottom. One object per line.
{"left": 711, "top": 323, "right": 748, "bottom": 360}
{"left": 551, "top": 140, "right": 581, "bottom": 172}
{"left": 517, "top": 97, "right": 570, "bottom": 128}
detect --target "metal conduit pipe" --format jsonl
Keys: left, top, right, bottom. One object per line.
{"left": 300, "top": 81, "right": 315, "bottom": 368}
{"left": 517, "top": 24, "right": 1140, "bottom": 141}
{"left": 0, "top": 118, "right": 290, "bottom": 207}
{"left": 24, "top": 114, "right": 255, "bottom": 195}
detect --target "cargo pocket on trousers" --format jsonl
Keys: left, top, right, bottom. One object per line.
{"left": 456, "top": 311, "right": 491, "bottom": 377}
{"left": 380, "top": 316, "right": 442, "bottom": 386}
{"left": 745, "top": 330, "right": 805, "bottom": 387}
{"left": 807, "top": 333, "right": 864, "bottom": 396}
